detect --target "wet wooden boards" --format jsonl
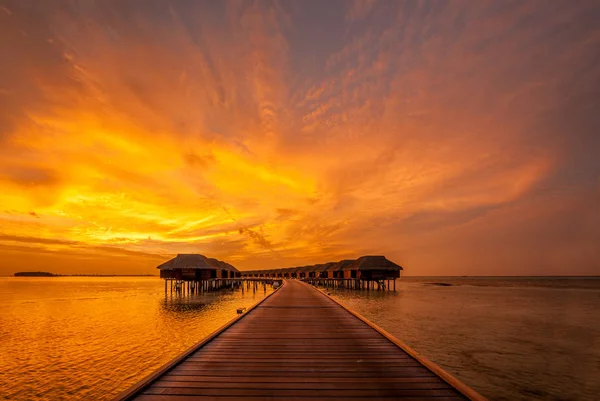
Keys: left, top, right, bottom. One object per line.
{"left": 118, "top": 280, "right": 478, "bottom": 400}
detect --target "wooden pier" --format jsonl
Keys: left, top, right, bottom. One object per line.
{"left": 115, "top": 280, "right": 485, "bottom": 401}
{"left": 164, "top": 278, "right": 279, "bottom": 295}
{"left": 304, "top": 277, "right": 397, "bottom": 291}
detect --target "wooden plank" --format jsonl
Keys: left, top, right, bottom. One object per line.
{"left": 186, "top": 358, "right": 422, "bottom": 369}
{"left": 142, "top": 387, "right": 462, "bottom": 397}
{"left": 166, "top": 369, "right": 437, "bottom": 378}
{"left": 201, "top": 342, "right": 398, "bottom": 347}
{"left": 187, "top": 353, "right": 414, "bottom": 359}
{"left": 173, "top": 360, "right": 425, "bottom": 368}
{"left": 159, "top": 376, "right": 445, "bottom": 384}
{"left": 180, "top": 360, "right": 423, "bottom": 366}
{"left": 187, "top": 354, "right": 413, "bottom": 359}
{"left": 118, "top": 280, "right": 485, "bottom": 401}
{"left": 189, "top": 351, "right": 407, "bottom": 357}
{"left": 152, "top": 380, "right": 451, "bottom": 389}
{"left": 134, "top": 396, "right": 467, "bottom": 401}
{"left": 171, "top": 367, "right": 430, "bottom": 374}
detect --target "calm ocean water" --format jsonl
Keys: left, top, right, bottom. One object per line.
{"left": 329, "top": 277, "right": 600, "bottom": 401}
{"left": 0, "top": 277, "right": 273, "bottom": 400}
{"left": 0, "top": 276, "right": 598, "bottom": 400}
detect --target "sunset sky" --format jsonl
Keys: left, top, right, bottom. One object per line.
{"left": 1, "top": 0, "right": 599, "bottom": 275}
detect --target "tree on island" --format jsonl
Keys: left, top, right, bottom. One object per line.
{"left": 14, "top": 272, "right": 58, "bottom": 277}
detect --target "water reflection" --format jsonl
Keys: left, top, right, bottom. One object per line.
{"left": 161, "top": 287, "right": 236, "bottom": 313}
{"left": 330, "top": 277, "right": 600, "bottom": 401}
{"left": 319, "top": 281, "right": 405, "bottom": 301}
{"left": 0, "top": 277, "right": 274, "bottom": 401}
{"left": 161, "top": 297, "right": 210, "bottom": 313}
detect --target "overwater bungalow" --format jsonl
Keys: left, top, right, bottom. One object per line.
{"left": 319, "top": 262, "right": 339, "bottom": 278}
{"left": 237, "top": 256, "right": 402, "bottom": 291}
{"left": 352, "top": 255, "right": 402, "bottom": 280}
{"left": 158, "top": 254, "right": 239, "bottom": 280}
{"left": 293, "top": 265, "right": 307, "bottom": 278}
{"left": 332, "top": 259, "right": 357, "bottom": 279}
{"left": 309, "top": 264, "right": 325, "bottom": 278}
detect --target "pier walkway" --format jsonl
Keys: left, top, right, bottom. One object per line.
{"left": 118, "top": 280, "right": 482, "bottom": 401}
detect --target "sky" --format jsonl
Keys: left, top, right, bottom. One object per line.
{"left": 0, "top": 0, "right": 599, "bottom": 276}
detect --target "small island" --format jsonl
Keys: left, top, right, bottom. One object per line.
{"left": 14, "top": 271, "right": 58, "bottom": 277}
{"left": 13, "top": 272, "right": 156, "bottom": 277}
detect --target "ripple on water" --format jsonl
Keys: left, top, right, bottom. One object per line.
{"left": 328, "top": 277, "right": 600, "bottom": 401}
{"left": 0, "top": 277, "right": 274, "bottom": 401}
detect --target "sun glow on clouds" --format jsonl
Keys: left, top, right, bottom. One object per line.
{"left": 1, "top": 0, "right": 599, "bottom": 275}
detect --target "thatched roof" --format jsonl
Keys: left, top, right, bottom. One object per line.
{"left": 310, "top": 262, "right": 337, "bottom": 272}
{"left": 206, "top": 258, "right": 223, "bottom": 269}
{"left": 157, "top": 254, "right": 239, "bottom": 272}
{"left": 241, "top": 270, "right": 259, "bottom": 275}
{"left": 322, "top": 262, "right": 339, "bottom": 271}
{"left": 333, "top": 259, "right": 357, "bottom": 271}
{"left": 351, "top": 255, "right": 403, "bottom": 271}
{"left": 223, "top": 262, "right": 237, "bottom": 271}
{"left": 218, "top": 256, "right": 402, "bottom": 276}
{"left": 307, "top": 264, "right": 326, "bottom": 272}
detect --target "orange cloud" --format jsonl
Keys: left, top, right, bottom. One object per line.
{"left": 1, "top": 1, "right": 599, "bottom": 275}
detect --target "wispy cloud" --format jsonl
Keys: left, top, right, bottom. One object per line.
{"left": 0, "top": 0, "right": 598, "bottom": 275}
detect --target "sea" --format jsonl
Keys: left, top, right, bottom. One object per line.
{"left": 0, "top": 277, "right": 274, "bottom": 400}
{"left": 0, "top": 276, "right": 598, "bottom": 400}
{"left": 330, "top": 277, "right": 600, "bottom": 401}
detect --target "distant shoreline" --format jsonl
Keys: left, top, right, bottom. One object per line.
{"left": 4, "top": 273, "right": 599, "bottom": 278}
{"left": 12, "top": 272, "right": 157, "bottom": 277}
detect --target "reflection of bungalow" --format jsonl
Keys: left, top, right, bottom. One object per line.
{"left": 158, "top": 254, "right": 240, "bottom": 280}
